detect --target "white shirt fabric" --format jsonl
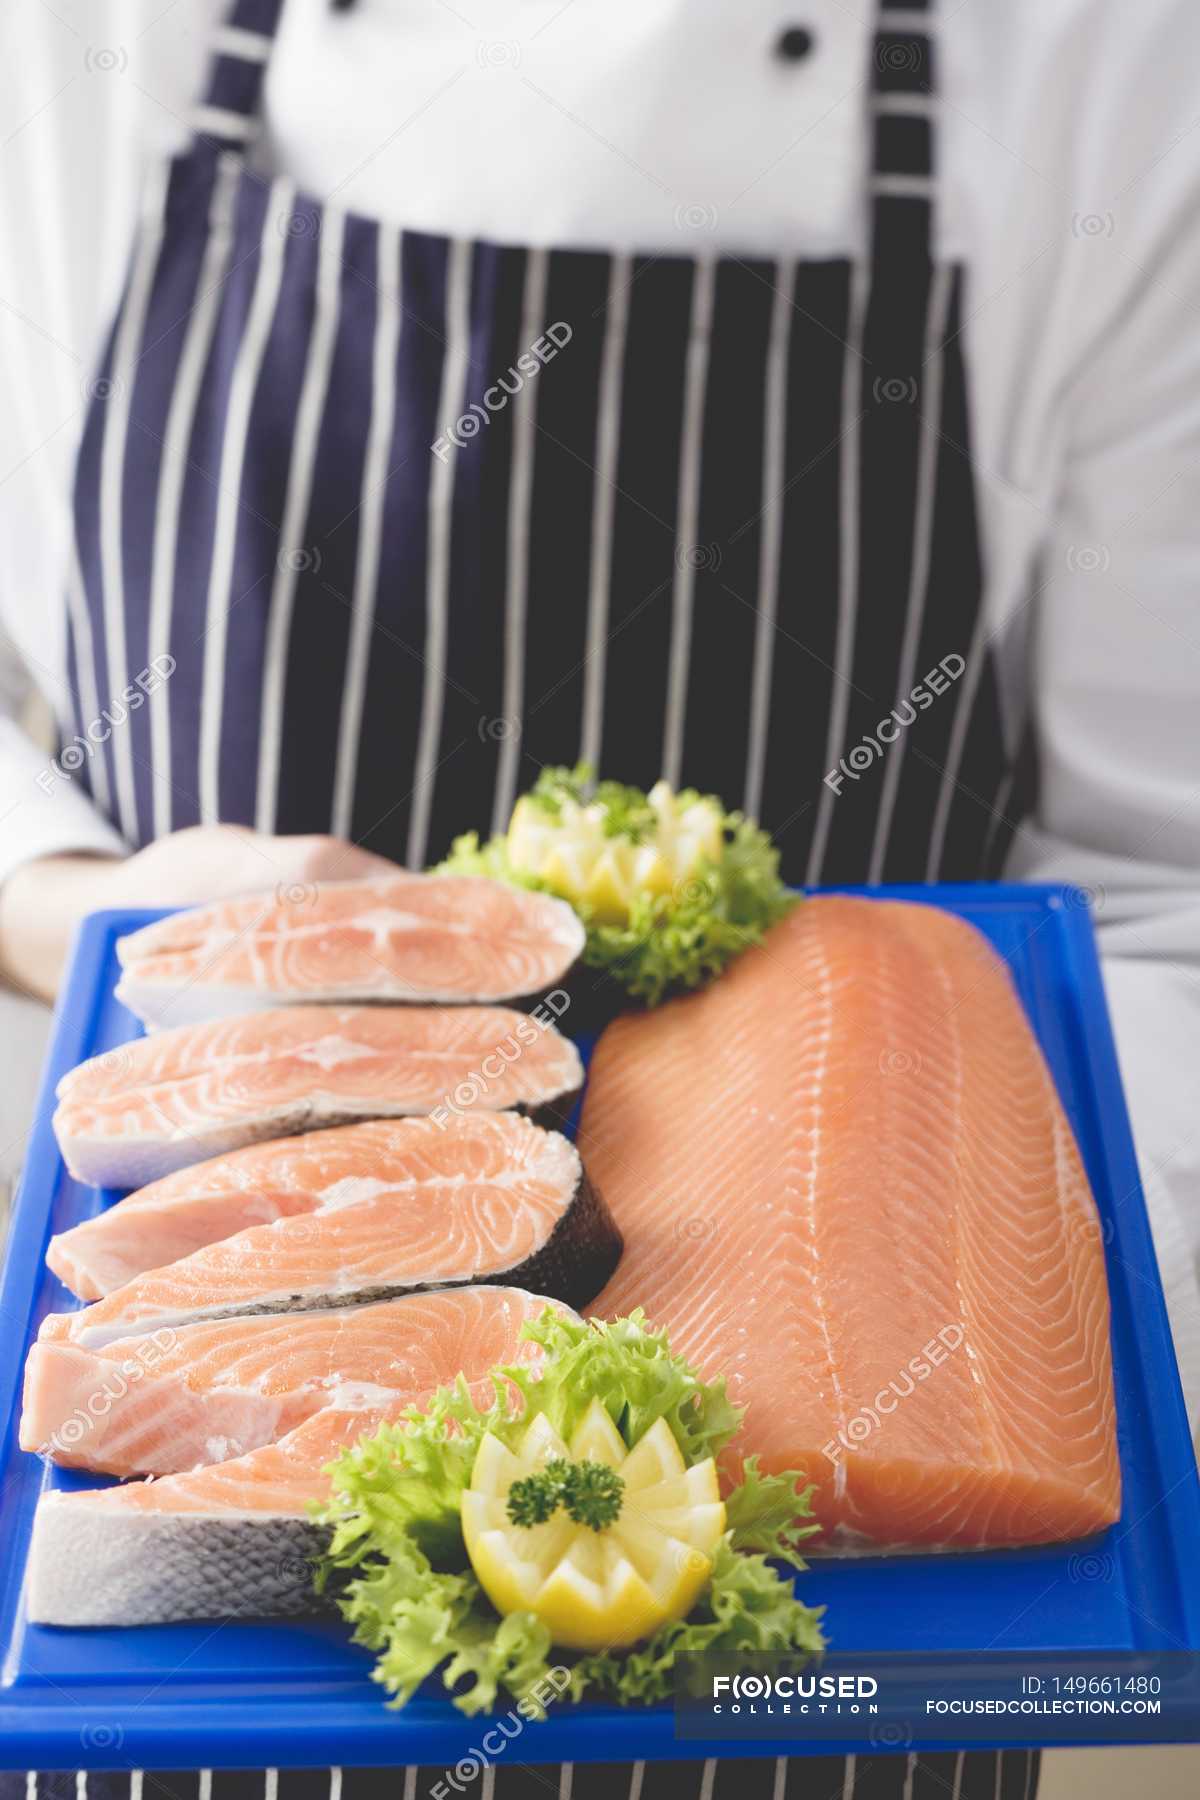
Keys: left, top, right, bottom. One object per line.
{"left": 2, "top": 0, "right": 1199, "bottom": 1414}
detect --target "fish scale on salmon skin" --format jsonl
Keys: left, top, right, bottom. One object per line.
{"left": 26, "top": 1286, "right": 562, "bottom": 1626}
{"left": 583, "top": 896, "right": 1120, "bottom": 1549}
{"left": 53, "top": 1003, "right": 583, "bottom": 1189}
{"left": 40, "top": 1112, "right": 621, "bottom": 1347}
{"left": 114, "top": 873, "right": 586, "bottom": 1029}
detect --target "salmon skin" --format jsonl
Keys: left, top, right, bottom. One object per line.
{"left": 54, "top": 1003, "right": 583, "bottom": 1189}
{"left": 585, "top": 897, "right": 1121, "bottom": 1550}
{"left": 115, "top": 873, "right": 586, "bottom": 1029}
{"left": 40, "top": 1112, "right": 620, "bottom": 1348}
{"left": 26, "top": 1286, "right": 558, "bottom": 1625}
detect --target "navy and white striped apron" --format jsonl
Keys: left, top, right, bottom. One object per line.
{"left": 8, "top": 1754, "right": 1041, "bottom": 1800}
{"left": 38, "top": 1, "right": 1040, "bottom": 1796}
{"left": 63, "top": 0, "right": 1033, "bottom": 888}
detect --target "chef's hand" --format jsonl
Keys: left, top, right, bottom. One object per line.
{"left": 0, "top": 826, "right": 399, "bottom": 1005}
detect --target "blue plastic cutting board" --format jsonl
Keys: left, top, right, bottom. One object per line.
{"left": 0, "top": 885, "right": 1197, "bottom": 1768}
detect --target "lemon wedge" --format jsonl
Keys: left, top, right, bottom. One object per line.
{"left": 461, "top": 1399, "right": 726, "bottom": 1651}
{"left": 506, "top": 781, "right": 723, "bottom": 926}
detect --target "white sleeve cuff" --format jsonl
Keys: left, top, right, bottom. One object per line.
{"left": 0, "top": 716, "right": 128, "bottom": 887}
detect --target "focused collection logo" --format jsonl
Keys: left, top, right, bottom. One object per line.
{"left": 712, "top": 1672, "right": 880, "bottom": 1714}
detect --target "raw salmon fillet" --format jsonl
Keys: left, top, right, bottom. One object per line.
{"left": 41, "top": 1112, "right": 620, "bottom": 1347}
{"left": 585, "top": 897, "right": 1121, "bottom": 1549}
{"left": 115, "top": 873, "right": 585, "bottom": 1028}
{"left": 54, "top": 1003, "right": 582, "bottom": 1188}
{"left": 26, "top": 1286, "right": 559, "bottom": 1624}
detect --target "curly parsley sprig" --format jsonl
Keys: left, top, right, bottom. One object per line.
{"left": 507, "top": 1458, "right": 626, "bottom": 1532}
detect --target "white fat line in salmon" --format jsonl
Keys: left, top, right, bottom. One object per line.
{"left": 38, "top": 656, "right": 177, "bottom": 792}
{"left": 431, "top": 323, "right": 573, "bottom": 461}
{"left": 37, "top": 1327, "right": 178, "bottom": 1457}
{"left": 821, "top": 1323, "right": 965, "bottom": 1464}
{"left": 823, "top": 653, "right": 965, "bottom": 793}
{"left": 430, "top": 1665, "right": 573, "bottom": 1798}
{"left": 431, "top": 990, "right": 572, "bottom": 1127}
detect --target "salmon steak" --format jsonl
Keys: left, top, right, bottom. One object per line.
{"left": 26, "top": 1286, "right": 559, "bottom": 1625}
{"left": 54, "top": 1003, "right": 582, "bottom": 1189}
{"left": 24, "top": 1295, "right": 535, "bottom": 1478}
{"left": 585, "top": 896, "right": 1121, "bottom": 1550}
{"left": 50, "top": 1111, "right": 580, "bottom": 1301}
{"left": 115, "top": 873, "right": 585, "bottom": 1029}
{"left": 41, "top": 1112, "right": 620, "bottom": 1347}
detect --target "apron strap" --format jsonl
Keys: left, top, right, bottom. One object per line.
{"left": 870, "top": 0, "right": 936, "bottom": 257}
{"left": 192, "top": 0, "right": 287, "bottom": 152}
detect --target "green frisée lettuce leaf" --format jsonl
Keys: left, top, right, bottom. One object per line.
{"left": 725, "top": 1455, "right": 821, "bottom": 1559}
{"left": 579, "top": 815, "right": 795, "bottom": 1006}
{"left": 313, "top": 1310, "right": 824, "bottom": 1715}
{"left": 436, "top": 765, "right": 796, "bottom": 1005}
{"left": 329, "top": 1523, "right": 559, "bottom": 1716}
{"left": 499, "top": 1308, "right": 745, "bottom": 1467}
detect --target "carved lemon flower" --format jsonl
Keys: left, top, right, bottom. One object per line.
{"left": 461, "top": 1398, "right": 725, "bottom": 1650}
